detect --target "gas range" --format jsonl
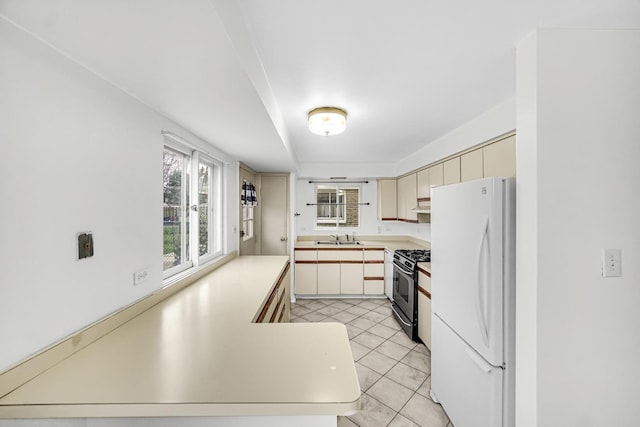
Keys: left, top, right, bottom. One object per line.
{"left": 391, "top": 248, "right": 430, "bottom": 342}
{"left": 393, "top": 249, "right": 431, "bottom": 272}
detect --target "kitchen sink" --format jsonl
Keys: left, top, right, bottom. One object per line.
{"left": 315, "top": 240, "right": 362, "bottom": 246}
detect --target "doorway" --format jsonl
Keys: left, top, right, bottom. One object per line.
{"left": 259, "top": 174, "right": 289, "bottom": 255}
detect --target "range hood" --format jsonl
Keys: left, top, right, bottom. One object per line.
{"left": 411, "top": 197, "right": 431, "bottom": 214}
{"left": 411, "top": 206, "right": 431, "bottom": 214}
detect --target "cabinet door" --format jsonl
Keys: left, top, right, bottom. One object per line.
{"left": 405, "top": 173, "right": 417, "bottom": 222}
{"left": 398, "top": 173, "right": 417, "bottom": 222}
{"left": 318, "top": 263, "right": 340, "bottom": 294}
{"left": 317, "top": 250, "right": 341, "bottom": 294}
{"left": 377, "top": 179, "right": 397, "bottom": 221}
{"left": 418, "top": 271, "right": 432, "bottom": 349}
{"left": 483, "top": 135, "right": 516, "bottom": 177}
{"left": 294, "top": 263, "right": 317, "bottom": 295}
{"left": 443, "top": 157, "right": 461, "bottom": 185}
{"left": 461, "top": 149, "right": 483, "bottom": 182}
{"left": 396, "top": 175, "right": 407, "bottom": 220}
{"left": 281, "top": 268, "right": 291, "bottom": 322}
{"left": 341, "top": 263, "right": 364, "bottom": 294}
{"left": 417, "top": 169, "right": 430, "bottom": 199}
{"left": 418, "top": 292, "right": 432, "bottom": 349}
{"left": 418, "top": 272, "right": 431, "bottom": 349}
{"left": 428, "top": 164, "right": 444, "bottom": 190}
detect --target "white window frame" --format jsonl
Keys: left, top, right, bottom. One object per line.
{"left": 314, "top": 184, "right": 362, "bottom": 230}
{"left": 163, "top": 136, "right": 225, "bottom": 280}
{"left": 192, "top": 152, "right": 223, "bottom": 266}
{"left": 163, "top": 146, "right": 193, "bottom": 278}
{"left": 242, "top": 205, "right": 254, "bottom": 241}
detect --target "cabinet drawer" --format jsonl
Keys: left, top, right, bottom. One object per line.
{"left": 317, "top": 250, "right": 342, "bottom": 261}
{"left": 363, "top": 280, "right": 384, "bottom": 295}
{"left": 418, "top": 269, "right": 431, "bottom": 293}
{"left": 364, "top": 249, "right": 385, "bottom": 261}
{"left": 295, "top": 249, "right": 317, "bottom": 261}
{"left": 364, "top": 263, "right": 384, "bottom": 277}
{"left": 340, "top": 249, "right": 363, "bottom": 261}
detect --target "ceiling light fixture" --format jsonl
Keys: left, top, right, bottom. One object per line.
{"left": 308, "top": 107, "right": 347, "bottom": 136}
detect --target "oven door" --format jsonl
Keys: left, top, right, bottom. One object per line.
{"left": 392, "top": 261, "right": 416, "bottom": 323}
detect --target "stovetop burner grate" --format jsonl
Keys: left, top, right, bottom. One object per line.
{"left": 395, "top": 249, "right": 431, "bottom": 263}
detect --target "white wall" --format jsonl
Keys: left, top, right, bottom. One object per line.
{"left": 294, "top": 179, "right": 429, "bottom": 241}
{"left": 296, "top": 162, "right": 397, "bottom": 179}
{"left": 0, "top": 18, "right": 238, "bottom": 371}
{"left": 396, "top": 98, "right": 515, "bottom": 176}
{"left": 516, "top": 29, "right": 640, "bottom": 426}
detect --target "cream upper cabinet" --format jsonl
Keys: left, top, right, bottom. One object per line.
{"left": 428, "top": 163, "right": 444, "bottom": 190}
{"left": 443, "top": 157, "right": 461, "bottom": 185}
{"left": 460, "top": 149, "right": 484, "bottom": 182}
{"left": 377, "top": 178, "right": 397, "bottom": 221}
{"left": 416, "top": 169, "right": 430, "bottom": 199}
{"left": 397, "top": 173, "right": 417, "bottom": 222}
{"left": 483, "top": 135, "right": 516, "bottom": 178}
{"left": 396, "top": 176, "right": 407, "bottom": 220}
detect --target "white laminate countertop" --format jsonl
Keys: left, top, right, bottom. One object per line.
{"left": 0, "top": 256, "right": 360, "bottom": 419}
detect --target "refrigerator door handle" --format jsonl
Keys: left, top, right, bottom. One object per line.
{"left": 476, "top": 216, "right": 490, "bottom": 347}
{"left": 465, "top": 347, "right": 494, "bottom": 373}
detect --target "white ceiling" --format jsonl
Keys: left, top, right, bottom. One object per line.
{"left": 2, "top": 0, "right": 639, "bottom": 172}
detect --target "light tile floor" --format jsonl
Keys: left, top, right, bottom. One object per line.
{"left": 291, "top": 297, "right": 454, "bottom": 427}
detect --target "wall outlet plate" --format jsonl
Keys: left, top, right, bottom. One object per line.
{"left": 602, "top": 248, "right": 621, "bottom": 278}
{"left": 77, "top": 232, "right": 94, "bottom": 260}
{"left": 134, "top": 268, "right": 149, "bottom": 286}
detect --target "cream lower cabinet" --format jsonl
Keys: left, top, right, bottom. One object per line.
{"left": 340, "top": 249, "right": 364, "bottom": 294}
{"left": 295, "top": 249, "right": 317, "bottom": 295}
{"left": 256, "top": 264, "right": 291, "bottom": 323}
{"left": 341, "top": 263, "right": 364, "bottom": 294}
{"left": 317, "top": 250, "right": 341, "bottom": 294}
{"left": 417, "top": 269, "right": 432, "bottom": 349}
{"left": 364, "top": 249, "right": 385, "bottom": 295}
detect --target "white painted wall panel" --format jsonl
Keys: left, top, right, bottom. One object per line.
{"left": 0, "top": 18, "right": 237, "bottom": 371}
{"left": 517, "top": 29, "right": 640, "bottom": 426}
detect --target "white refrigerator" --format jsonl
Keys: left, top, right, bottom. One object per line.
{"left": 430, "top": 177, "right": 515, "bottom": 427}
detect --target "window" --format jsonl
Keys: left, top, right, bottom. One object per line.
{"left": 163, "top": 143, "right": 223, "bottom": 279}
{"left": 242, "top": 206, "right": 254, "bottom": 241}
{"left": 163, "top": 148, "right": 191, "bottom": 275}
{"left": 315, "top": 184, "right": 360, "bottom": 229}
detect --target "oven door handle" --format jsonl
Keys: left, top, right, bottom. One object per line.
{"left": 391, "top": 305, "right": 413, "bottom": 327}
{"left": 393, "top": 262, "right": 414, "bottom": 275}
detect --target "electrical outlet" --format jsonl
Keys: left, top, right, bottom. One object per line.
{"left": 134, "top": 268, "right": 149, "bottom": 285}
{"left": 77, "top": 232, "right": 94, "bottom": 260}
{"left": 602, "top": 249, "right": 621, "bottom": 278}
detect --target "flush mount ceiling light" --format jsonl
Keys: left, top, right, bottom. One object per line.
{"left": 308, "top": 107, "right": 347, "bottom": 136}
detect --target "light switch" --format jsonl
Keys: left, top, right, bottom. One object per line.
{"left": 602, "top": 248, "right": 621, "bottom": 278}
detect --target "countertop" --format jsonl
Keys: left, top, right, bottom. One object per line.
{"left": 0, "top": 256, "right": 360, "bottom": 418}
{"left": 295, "top": 236, "right": 430, "bottom": 253}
